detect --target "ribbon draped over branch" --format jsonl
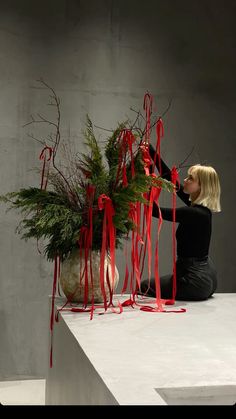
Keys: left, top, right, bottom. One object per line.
{"left": 115, "top": 129, "right": 136, "bottom": 187}
{"left": 143, "top": 92, "right": 153, "bottom": 143}
{"left": 39, "top": 145, "right": 54, "bottom": 190}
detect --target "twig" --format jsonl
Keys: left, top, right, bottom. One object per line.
{"left": 177, "top": 146, "right": 195, "bottom": 172}
{"left": 141, "top": 99, "right": 173, "bottom": 139}
{"left": 25, "top": 79, "right": 79, "bottom": 206}
{"left": 27, "top": 133, "right": 46, "bottom": 146}
{"left": 93, "top": 125, "right": 114, "bottom": 132}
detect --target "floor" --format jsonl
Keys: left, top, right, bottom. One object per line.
{"left": 0, "top": 379, "right": 46, "bottom": 405}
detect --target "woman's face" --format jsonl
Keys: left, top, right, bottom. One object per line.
{"left": 183, "top": 171, "right": 201, "bottom": 195}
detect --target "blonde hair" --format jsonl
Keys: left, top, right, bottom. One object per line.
{"left": 188, "top": 164, "right": 221, "bottom": 212}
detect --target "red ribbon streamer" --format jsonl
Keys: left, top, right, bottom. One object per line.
{"left": 50, "top": 255, "right": 60, "bottom": 368}
{"left": 143, "top": 92, "right": 153, "bottom": 143}
{"left": 98, "top": 194, "right": 116, "bottom": 310}
{"left": 39, "top": 146, "right": 53, "bottom": 190}
{"left": 115, "top": 129, "right": 136, "bottom": 188}
{"left": 169, "top": 166, "right": 180, "bottom": 303}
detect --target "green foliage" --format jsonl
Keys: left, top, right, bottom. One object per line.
{"left": 0, "top": 116, "right": 174, "bottom": 261}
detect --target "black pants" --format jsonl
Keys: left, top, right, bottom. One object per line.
{"left": 140, "top": 256, "right": 217, "bottom": 301}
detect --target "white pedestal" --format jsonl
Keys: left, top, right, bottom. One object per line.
{"left": 46, "top": 294, "right": 236, "bottom": 405}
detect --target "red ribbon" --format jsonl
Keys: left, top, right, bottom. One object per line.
{"left": 127, "top": 203, "right": 142, "bottom": 295}
{"left": 140, "top": 144, "right": 152, "bottom": 175}
{"left": 115, "top": 129, "right": 136, "bottom": 188}
{"left": 143, "top": 92, "right": 153, "bottom": 143}
{"left": 98, "top": 194, "right": 116, "bottom": 310}
{"left": 39, "top": 146, "right": 53, "bottom": 190}
{"left": 50, "top": 255, "right": 60, "bottom": 368}
{"left": 121, "top": 232, "right": 130, "bottom": 295}
{"left": 169, "top": 166, "right": 180, "bottom": 303}
{"left": 55, "top": 186, "right": 96, "bottom": 319}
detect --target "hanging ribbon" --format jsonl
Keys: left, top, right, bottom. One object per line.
{"left": 121, "top": 233, "right": 130, "bottom": 294}
{"left": 167, "top": 166, "right": 180, "bottom": 304}
{"left": 149, "top": 178, "right": 163, "bottom": 310}
{"left": 143, "top": 92, "right": 153, "bottom": 143}
{"left": 37, "top": 145, "right": 54, "bottom": 255}
{"left": 55, "top": 185, "right": 96, "bottom": 324}
{"left": 115, "top": 129, "right": 136, "bottom": 188}
{"left": 140, "top": 144, "right": 152, "bottom": 176}
{"left": 39, "top": 145, "right": 53, "bottom": 190}
{"left": 98, "top": 194, "right": 116, "bottom": 310}
{"left": 50, "top": 255, "right": 60, "bottom": 368}
{"left": 127, "top": 203, "right": 141, "bottom": 296}
{"left": 136, "top": 179, "right": 165, "bottom": 312}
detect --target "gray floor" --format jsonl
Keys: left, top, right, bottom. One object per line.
{"left": 0, "top": 379, "right": 45, "bottom": 405}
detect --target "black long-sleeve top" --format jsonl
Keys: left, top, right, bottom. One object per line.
{"left": 149, "top": 145, "right": 212, "bottom": 258}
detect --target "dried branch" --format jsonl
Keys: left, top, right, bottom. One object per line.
{"left": 27, "top": 133, "right": 46, "bottom": 146}
{"left": 24, "top": 79, "right": 79, "bottom": 206}
{"left": 177, "top": 146, "right": 196, "bottom": 172}
{"left": 93, "top": 125, "right": 114, "bottom": 132}
{"left": 140, "top": 98, "right": 173, "bottom": 140}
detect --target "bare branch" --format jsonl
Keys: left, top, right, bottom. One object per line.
{"left": 22, "top": 115, "right": 35, "bottom": 128}
{"left": 94, "top": 125, "right": 114, "bottom": 132}
{"left": 36, "top": 113, "right": 58, "bottom": 128}
{"left": 177, "top": 146, "right": 195, "bottom": 171}
{"left": 27, "top": 133, "right": 46, "bottom": 146}
{"left": 130, "top": 107, "right": 146, "bottom": 122}
{"left": 143, "top": 98, "right": 173, "bottom": 138}
{"left": 129, "top": 109, "right": 143, "bottom": 132}
{"left": 160, "top": 99, "right": 172, "bottom": 119}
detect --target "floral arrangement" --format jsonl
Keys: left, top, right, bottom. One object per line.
{"left": 0, "top": 82, "right": 177, "bottom": 329}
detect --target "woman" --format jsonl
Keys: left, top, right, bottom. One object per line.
{"left": 140, "top": 144, "right": 221, "bottom": 301}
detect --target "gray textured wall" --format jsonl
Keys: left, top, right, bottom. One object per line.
{"left": 0, "top": 0, "right": 236, "bottom": 380}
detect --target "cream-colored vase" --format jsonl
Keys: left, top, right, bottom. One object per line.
{"left": 59, "top": 249, "right": 119, "bottom": 303}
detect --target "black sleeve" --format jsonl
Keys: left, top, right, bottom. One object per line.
{"left": 152, "top": 202, "right": 199, "bottom": 223}
{"left": 149, "top": 143, "right": 191, "bottom": 207}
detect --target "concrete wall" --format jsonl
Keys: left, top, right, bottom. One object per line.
{"left": 0, "top": 0, "right": 235, "bottom": 379}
